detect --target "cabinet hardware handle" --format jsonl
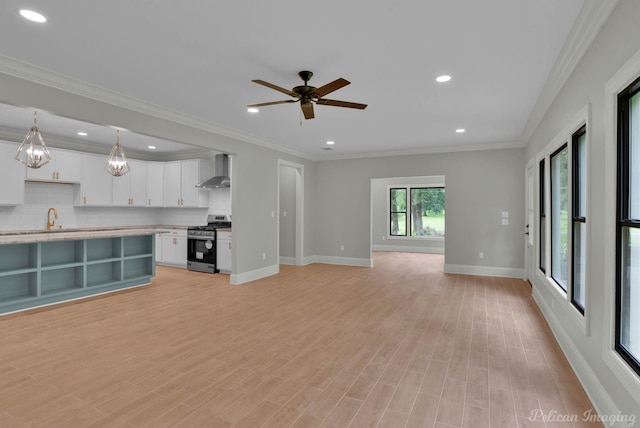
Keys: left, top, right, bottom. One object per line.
{"left": 228, "top": 242, "right": 231, "bottom": 250}
{"left": 83, "top": 196, "right": 87, "bottom": 205}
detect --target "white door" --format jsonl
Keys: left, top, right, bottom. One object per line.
{"left": 525, "top": 162, "right": 536, "bottom": 281}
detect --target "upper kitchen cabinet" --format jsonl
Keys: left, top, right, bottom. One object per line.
{"left": 75, "top": 154, "right": 113, "bottom": 206}
{"left": 163, "top": 159, "right": 210, "bottom": 208}
{"left": 146, "top": 162, "right": 164, "bottom": 207}
{"left": 0, "top": 141, "right": 25, "bottom": 205}
{"left": 26, "top": 148, "right": 82, "bottom": 183}
{"left": 112, "top": 159, "right": 147, "bottom": 207}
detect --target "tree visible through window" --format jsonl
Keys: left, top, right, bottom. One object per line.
{"left": 389, "top": 187, "right": 445, "bottom": 237}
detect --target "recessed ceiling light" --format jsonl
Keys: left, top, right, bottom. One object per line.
{"left": 148, "top": 146, "right": 157, "bottom": 150}
{"left": 436, "top": 75, "right": 452, "bottom": 83}
{"left": 19, "top": 9, "right": 47, "bottom": 23}
{"left": 456, "top": 128, "right": 466, "bottom": 133}
{"left": 247, "top": 107, "right": 259, "bottom": 113}
{"left": 77, "top": 132, "right": 87, "bottom": 136}
{"left": 326, "top": 141, "right": 335, "bottom": 145}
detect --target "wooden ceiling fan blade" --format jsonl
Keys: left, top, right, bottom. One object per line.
{"left": 301, "top": 102, "right": 315, "bottom": 119}
{"left": 313, "top": 78, "right": 350, "bottom": 98}
{"left": 316, "top": 98, "right": 367, "bottom": 109}
{"left": 252, "top": 79, "right": 300, "bottom": 98}
{"left": 247, "top": 100, "right": 297, "bottom": 107}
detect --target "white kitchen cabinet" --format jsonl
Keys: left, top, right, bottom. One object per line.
{"left": 76, "top": 154, "right": 113, "bottom": 206}
{"left": 112, "top": 159, "right": 146, "bottom": 207}
{"left": 146, "top": 162, "right": 164, "bottom": 207}
{"left": 163, "top": 159, "right": 210, "bottom": 208}
{"left": 158, "top": 229, "right": 187, "bottom": 267}
{"left": 216, "top": 230, "right": 231, "bottom": 273}
{"left": 26, "top": 148, "right": 82, "bottom": 183}
{"left": 0, "top": 142, "right": 25, "bottom": 205}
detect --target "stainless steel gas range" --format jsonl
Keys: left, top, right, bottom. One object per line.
{"left": 186, "top": 214, "right": 231, "bottom": 273}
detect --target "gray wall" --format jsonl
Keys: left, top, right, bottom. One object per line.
{"left": 313, "top": 148, "right": 525, "bottom": 273}
{"left": 524, "top": 0, "right": 640, "bottom": 419}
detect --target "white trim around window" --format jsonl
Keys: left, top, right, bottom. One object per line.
{"left": 535, "top": 104, "right": 590, "bottom": 336}
{"left": 603, "top": 46, "right": 640, "bottom": 405}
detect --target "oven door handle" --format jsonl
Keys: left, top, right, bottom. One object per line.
{"left": 187, "top": 235, "right": 216, "bottom": 241}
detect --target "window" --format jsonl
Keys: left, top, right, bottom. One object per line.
{"left": 389, "top": 187, "right": 445, "bottom": 237}
{"left": 390, "top": 188, "right": 407, "bottom": 236}
{"left": 572, "top": 126, "right": 587, "bottom": 312}
{"left": 616, "top": 77, "right": 640, "bottom": 376}
{"left": 539, "top": 159, "right": 546, "bottom": 273}
{"left": 551, "top": 144, "right": 569, "bottom": 291}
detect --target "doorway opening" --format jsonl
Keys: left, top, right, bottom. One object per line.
{"left": 278, "top": 160, "right": 304, "bottom": 266}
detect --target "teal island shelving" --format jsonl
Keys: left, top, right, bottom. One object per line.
{"left": 0, "top": 232, "right": 155, "bottom": 314}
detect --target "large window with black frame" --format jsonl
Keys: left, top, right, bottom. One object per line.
{"left": 616, "top": 76, "right": 640, "bottom": 376}
{"left": 572, "top": 126, "right": 587, "bottom": 313}
{"left": 389, "top": 187, "right": 445, "bottom": 238}
{"left": 539, "top": 159, "right": 546, "bottom": 273}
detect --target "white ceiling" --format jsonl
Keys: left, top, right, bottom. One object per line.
{"left": 0, "top": 0, "right": 586, "bottom": 157}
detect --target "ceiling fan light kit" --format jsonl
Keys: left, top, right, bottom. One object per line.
{"left": 248, "top": 70, "right": 367, "bottom": 120}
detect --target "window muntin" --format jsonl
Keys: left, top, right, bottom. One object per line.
{"left": 389, "top": 187, "right": 445, "bottom": 238}
{"left": 551, "top": 144, "right": 569, "bottom": 291}
{"left": 617, "top": 80, "right": 640, "bottom": 376}
{"left": 390, "top": 188, "right": 407, "bottom": 236}
{"left": 572, "top": 126, "right": 587, "bottom": 312}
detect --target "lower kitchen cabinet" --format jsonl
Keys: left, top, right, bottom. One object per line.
{"left": 0, "top": 234, "right": 155, "bottom": 314}
{"left": 216, "top": 230, "right": 231, "bottom": 273}
{"left": 157, "top": 229, "right": 187, "bottom": 267}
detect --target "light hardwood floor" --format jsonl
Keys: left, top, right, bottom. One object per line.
{"left": 0, "top": 252, "right": 598, "bottom": 427}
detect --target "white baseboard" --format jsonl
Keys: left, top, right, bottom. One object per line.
{"left": 531, "top": 288, "right": 625, "bottom": 426}
{"left": 372, "top": 245, "right": 444, "bottom": 254}
{"left": 279, "top": 256, "right": 296, "bottom": 265}
{"left": 304, "top": 255, "right": 373, "bottom": 268}
{"left": 230, "top": 264, "right": 279, "bottom": 285}
{"left": 444, "top": 263, "right": 524, "bottom": 278}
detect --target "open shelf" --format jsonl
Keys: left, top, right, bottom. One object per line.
{"left": 87, "top": 261, "right": 122, "bottom": 287}
{"left": 86, "top": 237, "right": 121, "bottom": 262}
{"left": 41, "top": 241, "right": 84, "bottom": 267}
{"left": 124, "top": 257, "right": 153, "bottom": 280}
{"left": 123, "top": 235, "right": 153, "bottom": 257}
{"left": 0, "top": 234, "right": 155, "bottom": 314}
{"left": 0, "top": 243, "right": 37, "bottom": 273}
{"left": 41, "top": 267, "right": 83, "bottom": 295}
{"left": 0, "top": 272, "right": 37, "bottom": 299}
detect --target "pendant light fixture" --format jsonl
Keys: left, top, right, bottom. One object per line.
{"left": 105, "top": 129, "right": 130, "bottom": 176}
{"left": 15, "top": 111, "right": 53, "bottom": 169}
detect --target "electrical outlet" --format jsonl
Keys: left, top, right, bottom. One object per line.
{"left": 262, "top": 253, "right": 266, "bottom": 260}
{"left": 479, "top": 252, "right": 484, "bottom": 259}
{"left": 340, "top": 245, "right": 344, "bottom": 251}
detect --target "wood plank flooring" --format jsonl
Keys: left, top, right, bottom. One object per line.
{"left": 0, "top": 252, "right": 598, "bottom": 427}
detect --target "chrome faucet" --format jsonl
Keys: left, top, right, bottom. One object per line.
{"left": 47, "top": 207, "right": 58, "bottom": 230}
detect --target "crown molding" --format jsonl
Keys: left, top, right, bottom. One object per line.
{"left": 0, "top": 55, "right": 315, "bottom": 161}
{"left": 312, "top": 140, "right": 523, "bottom": 161}
{"left": 520, "top": 0, "right": 619, "bottom": 147}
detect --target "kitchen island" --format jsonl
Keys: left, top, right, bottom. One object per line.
{"left": 0, "top": 228, "right": 161, "bottom": 315}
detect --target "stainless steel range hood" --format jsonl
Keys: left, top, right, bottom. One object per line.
{"left": 196, "top": 154, "right": 231, "bottom": 189}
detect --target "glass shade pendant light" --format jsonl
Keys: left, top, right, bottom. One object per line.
{"left": 105, "top": 129, "right": 130, "bottom": 176}
{"left": 15, "top": 111, "right": 53, "bottom": 169}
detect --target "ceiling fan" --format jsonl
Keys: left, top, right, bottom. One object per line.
{"left": 248, "top": 71, "right": 367, "bottom": 120}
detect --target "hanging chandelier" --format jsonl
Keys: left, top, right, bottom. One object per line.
{"left": 105, "top": 129, "right": 130, "bottom": 176}
{"left": 15, "top": 111, "right": 53, "bottom": 169}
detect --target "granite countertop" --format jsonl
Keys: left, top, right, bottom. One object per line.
{"left": 0, "top": 225, "right": 188, "bottom": 245}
